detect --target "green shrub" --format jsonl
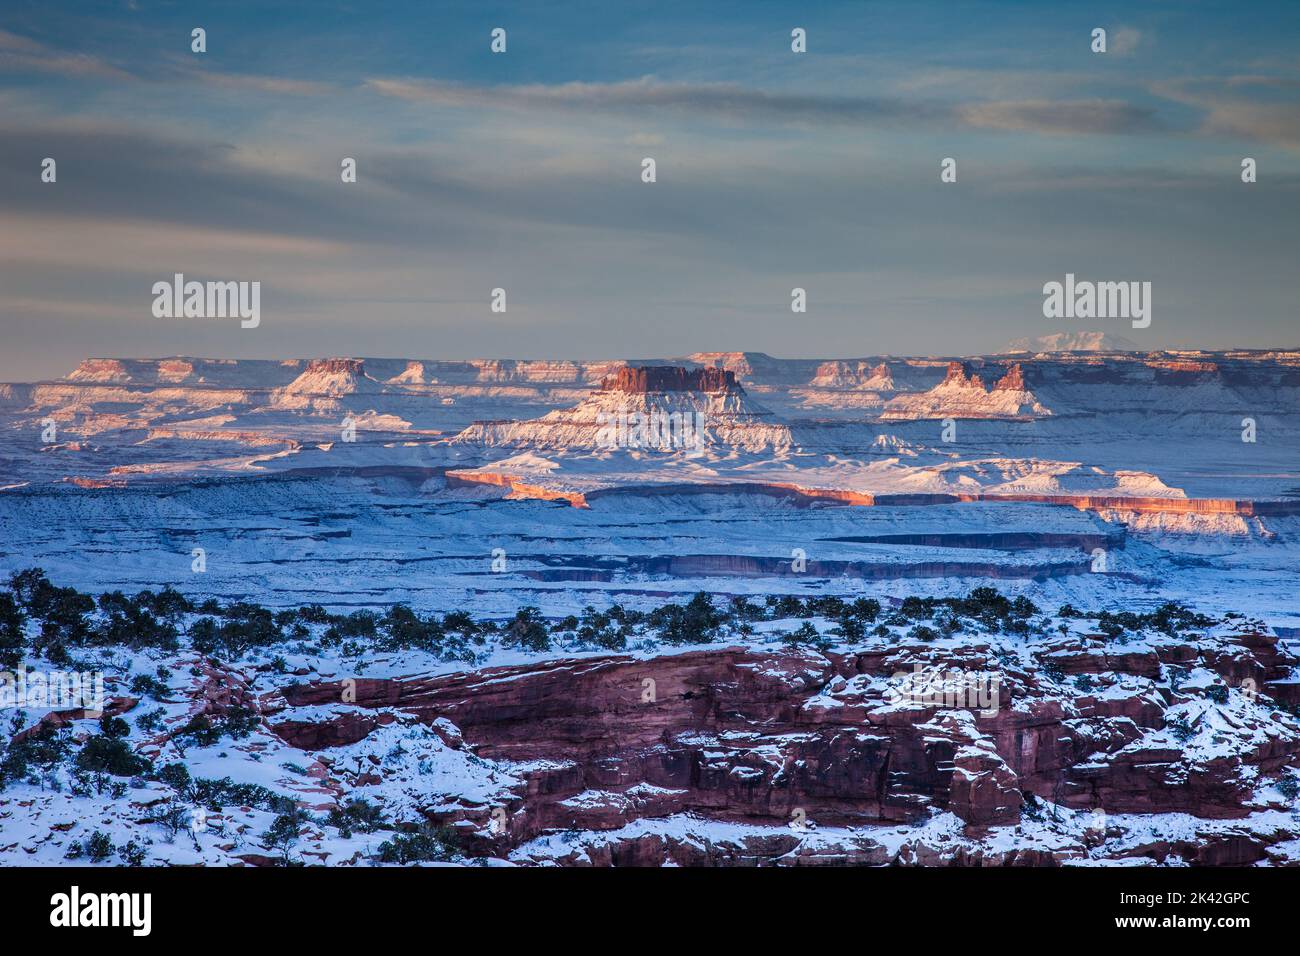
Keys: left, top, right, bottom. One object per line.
{"left": 1, "top": 726, "right": 72, "bottom": 789}
{"left": 192, "top": 776, "right": 290, "bottom": 813}
{"left": 504, "top": 607, "right": 549, "bottom": 651}
{"left": 1167, "top": 718, "right": 1196, "bottom": 743}
{"left": 327, "top": 797, "right": 388, "bottom": 837}
{"left": 650, "top": 593, "right": 723, "bottom": 646}
{"left": 0, "top": 592, "right": 26, "bottom": 669}
{"left": 173, "top": 705, "right": 260, "bottom": 748}
{"left": 84, "top": 830, "right": 115, "bottom": 863}
{"left": 136, "top": 707, "right": 168, "bottom": 735}
{"left": 782, "top": 621, "right": 829, "bottom": 652}
{"left": 156, "top": 762, "right": 192, "bottom": 794}
{"left": 117, "top": 839, "right": 147, "bottom": 866}
{"left": 262, "top": 808, "right": 309, "bottom": 865}
{"left": 129, "top": 673, "right": 170, "bottom": 700}
{"left": 376, "top": 822, "right": 460, "bottom": 864}
{"left": 76, "top": 735, "right": 150, "bottom": 777}
{"left": 99, "top": 714, "right": 130, "bottom": 739}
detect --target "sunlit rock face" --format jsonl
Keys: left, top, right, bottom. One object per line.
{"left": 454, "top": 365, "right": 792, "bottom": 452}
{"left": 880, "top": 362, "right": 1052, "bottom": 421}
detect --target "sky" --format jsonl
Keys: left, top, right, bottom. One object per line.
{"left": 1, "top": 0, "right": 1298, "bottom": 380}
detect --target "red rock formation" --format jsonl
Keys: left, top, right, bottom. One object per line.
{"left": 12, "top": 696, "right": 137, "bottom": 745}
{"left": 1147, "top": 360, "right": 1219, "bottom": 374}
{"left": 993, "top": 363, "right": 1026, "bottom": 391}
{"left": 257, "top": 632, "right": 1300, "bottom": 860}
{"left": 270, "top": 710, "right": 397, "bottom": 750}
{"left": 306, "top": 358, "right": 365, "bottom": 375}
{"left": 599, "top": 366, "right": 739, "bottom": 394}
{"left": 940, "top": 362, "right": 982, "bottom": 389}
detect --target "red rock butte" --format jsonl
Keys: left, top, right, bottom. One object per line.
{"left": 599, "top": 365, "right": 741, "bottom": 394}
{"left": 307, "top": 357, "right": 366, "bottom": 374}
{"left": 941, "top": 361, "right": 1026, "bottom": 391}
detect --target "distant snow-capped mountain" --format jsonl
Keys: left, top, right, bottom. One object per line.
{"left": 1001, "top": 331, "right": 1140, "bottom": 353}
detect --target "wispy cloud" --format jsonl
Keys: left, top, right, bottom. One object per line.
{"left": 364, "top": 76, "right": 943, "bottom": 127}
{"left": 1154, "top": 77, "right": 1300, "bottom": 149}
{"left": 179, "top": 65, "right": 335, "bottom": 97}
{"left": 958, "top": 99, "right": 1164, "bottom": 135}
{"left": 0, "top": 28, "right": 131, "bottom": 81}
{"left": 0, "top": 29, "right": 333, "bottom": 95}
{"left": 364, "top": 75, "right": 1171, "bottom": 137}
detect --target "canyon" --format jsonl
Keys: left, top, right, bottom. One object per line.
{"left": 2, "top": 341, "right": 1299, "bottom": 866}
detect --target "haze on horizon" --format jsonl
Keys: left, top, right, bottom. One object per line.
{"left": 2, "top": 0, "right": 1299, "bottom": 381}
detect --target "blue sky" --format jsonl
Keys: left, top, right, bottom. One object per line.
{"left": 2, "top": 0, "right": 1298, "bottom": 378}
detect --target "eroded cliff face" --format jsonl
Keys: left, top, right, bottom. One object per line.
{"left": 599, "top": 366, "right": 739, "bottom": 394}
{"left": 250, "top": 628, "right": 1300, "bottom": 866}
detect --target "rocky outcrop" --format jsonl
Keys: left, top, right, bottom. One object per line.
{"left": 942, "top": 362, "right": 981, "bottom": 388}
{"left": 258, "top": 631, "right": 1300, "bottom": 863}
{"left": 12, "top": 696, "right": 138, "bottom": 745}
{"left": 881, "top": 362, "right": 1051, "bottom": 420}
{"left": 274, "top": 358, "right": 376, "bottom": 397}
{"left": 809, "top": 361, "right": 894, "bottom": 390}
{"left": 66, "top": 359, "right": 132, "bottom": 384}
{"left": 992, "top": 363, "right": 1025, "bottom": 391}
